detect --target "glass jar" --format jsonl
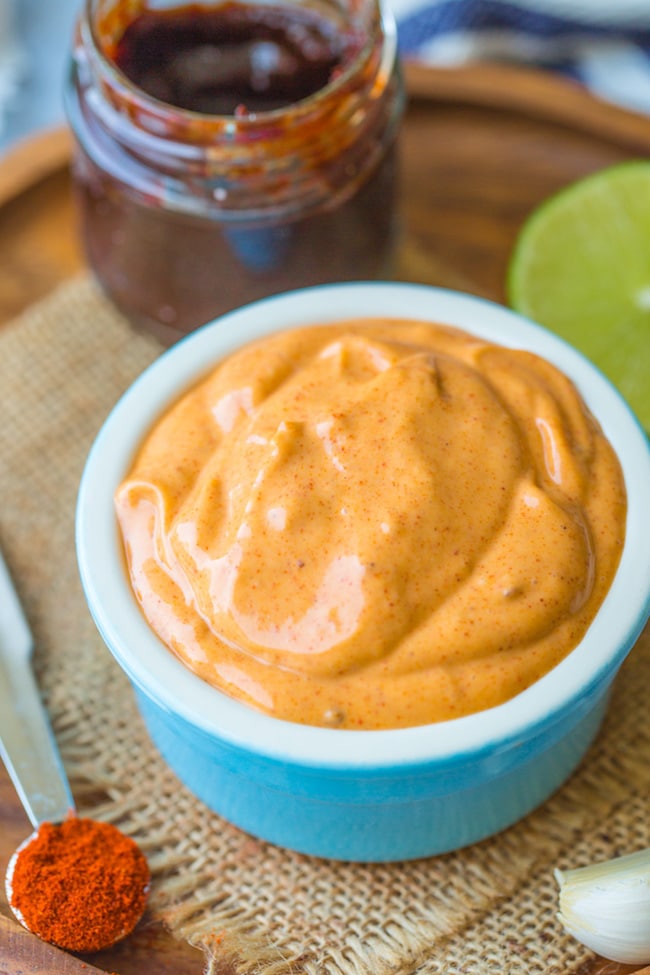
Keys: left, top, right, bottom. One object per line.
{"left": 66, "top": 0, "right": 404, "bottom": 345}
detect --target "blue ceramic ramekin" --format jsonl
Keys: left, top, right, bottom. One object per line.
{"left": 76, "top": 283, "right": 650, "bottom": 861}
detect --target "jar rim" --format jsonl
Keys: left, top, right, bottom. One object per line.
{"left": 82, "top": 0, "right": 397, "bottom": 132}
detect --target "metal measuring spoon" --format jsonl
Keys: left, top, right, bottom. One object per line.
{"left": 0, "top": 547, "right": 149, "bottom": 952}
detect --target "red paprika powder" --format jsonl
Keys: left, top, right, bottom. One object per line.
{"left": 7, "top": 815, "right": 150, "bottom": 953}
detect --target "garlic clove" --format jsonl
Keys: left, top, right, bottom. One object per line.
{"left": 555, "top": 847, "right": 650, "bottom": 965}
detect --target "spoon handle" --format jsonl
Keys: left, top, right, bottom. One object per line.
{"left": 0, "top": 549, "right": 74, "bottom": 827}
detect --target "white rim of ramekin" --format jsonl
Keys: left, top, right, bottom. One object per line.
{"left": 76, "top": 283, "right": 650, "bottom": 769}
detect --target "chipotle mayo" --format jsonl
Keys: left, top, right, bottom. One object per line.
{"left": 115, "top": 320, "right": 626, "bottom": 729}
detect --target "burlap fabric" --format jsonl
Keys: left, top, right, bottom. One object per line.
{"left": 0, "top": 274, "right": 648, "bottom": 975}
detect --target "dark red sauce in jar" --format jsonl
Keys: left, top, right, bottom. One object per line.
{"left": 66, "top": 0, "right": 403, "bottom": 344}
{"left": 111, "top": 3, "right": 359, "bottom": 114}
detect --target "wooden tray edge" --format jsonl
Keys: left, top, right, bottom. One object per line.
{"left": 403, "top": 60, "right": 650, "bottom": 153}
{"left": 0, "top": 127, "right": 73, "bottom": 210}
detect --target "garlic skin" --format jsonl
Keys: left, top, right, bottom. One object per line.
{"left": 555, "top": 847, "right": 650, "bottom": 964}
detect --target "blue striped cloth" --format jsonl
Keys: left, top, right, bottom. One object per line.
{"left": 391, "top": 0, "right": 650, "bottom": 114}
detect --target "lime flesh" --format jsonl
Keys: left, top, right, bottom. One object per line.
{"left": 508, "top": 161, "right": 650, "bottom": 431}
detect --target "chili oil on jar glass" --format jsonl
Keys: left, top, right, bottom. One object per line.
{"left": 65, "top": 0, "right": 404, "bottom": 345}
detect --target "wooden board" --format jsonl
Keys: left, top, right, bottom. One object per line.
{"left": 1, "top": 61, "right": 650, "bottom": 975}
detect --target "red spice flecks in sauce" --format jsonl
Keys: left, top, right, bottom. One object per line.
{"left": 109, "top": 2, "right": 363, "bottom": 115}
{"left": 115, "top": 320, "right": 627, "bottom": 730}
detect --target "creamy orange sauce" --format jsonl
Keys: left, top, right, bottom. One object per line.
{"left": 115, "top": 319, "right": 626, "bottom": 729}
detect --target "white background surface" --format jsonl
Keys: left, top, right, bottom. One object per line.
{"left": 0, "top": 0, "right": 80, "bottom": 153}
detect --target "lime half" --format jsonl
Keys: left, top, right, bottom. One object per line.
{"left": 508, "top": 161, "right": 650, "bottom": 431}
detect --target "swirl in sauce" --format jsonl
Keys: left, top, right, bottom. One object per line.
{"left": 115, "top": 320, "right": 626, "bottom": 729}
